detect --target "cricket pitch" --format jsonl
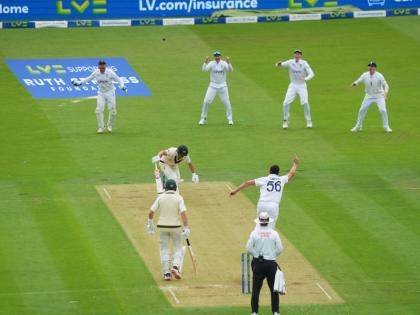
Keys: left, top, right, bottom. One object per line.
{"left": 97, "top": 182, "right": 343, "bottom": 307}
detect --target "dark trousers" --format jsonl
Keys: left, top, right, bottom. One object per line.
{"left": 251, "top": 259, "right": 279, "bottom": 314}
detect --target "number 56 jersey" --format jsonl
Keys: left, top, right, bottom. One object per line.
{"left": 255, "top": 174, "right": 289, "bottom": 205}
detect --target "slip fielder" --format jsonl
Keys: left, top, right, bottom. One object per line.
{"left": 351, "top": 61, "right": 392, "bottom": 132}
{"left": 71, "top": 60, "right": 127, "bottom": 134}
{"left": 199, "top": 51, "right": 234, "bottom": 126}
{"left": 151, "top": 145, "right": 199, "bottom": 187}
{"left": 147, "top": 179, "right": 190, "bottom": 280}
{"left": 230, "top": 156, "right": 299, "bottom": 228}
{"left": 275, "top": 49, "right": 314, "bottom": 129}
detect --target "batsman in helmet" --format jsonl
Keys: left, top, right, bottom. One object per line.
{"left": 152, "top": 145, "right": 199, "bottom": 188}
{"left": 147, "top": 180, "right": 190, "bottom": 280}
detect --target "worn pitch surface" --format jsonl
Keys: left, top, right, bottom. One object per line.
{"left": 97, "top": 182, "right": 342, "bottom": 307}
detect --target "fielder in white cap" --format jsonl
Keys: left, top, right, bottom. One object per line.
{"left": 230, "top": 155, "right": 299, "bottom": 228}
{"left": 275, "top": 49, "right": 314, "bottom": 129}
{"left": 351, "top": 62, "right": 392, "bottom": 132}
{"left": 246, "top": 212, "right": 283, "bottom": 315}
{"left": 199, "top": 51, "right": 234, "bottom": 126}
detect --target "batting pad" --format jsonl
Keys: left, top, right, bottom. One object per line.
{"left": 97, "top": 182, "right": 343, "bottom": 307}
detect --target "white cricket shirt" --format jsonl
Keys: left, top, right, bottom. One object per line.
{"left": 354, "top": 71, "right": 389, "bottom": 97}
{"left": 80, "top": 68, "right": 123, "bottom": 94}
{"left": 160, "top": 147, "right": 191, "bottom": 167}
{"left": 246, "top": 225, "right": 283, "bottom": 260}
{"left": 255, "top": 175, "right": 288, "bottom": 205}
{"left": 202, "top": 60, "right": 233, "bottom": 88}
{"left": 281, "top": 59, "right": 314, "bottom": 85}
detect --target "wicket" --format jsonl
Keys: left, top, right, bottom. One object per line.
{"left": 241, "top": 252, "right": 251, "bottom": 294}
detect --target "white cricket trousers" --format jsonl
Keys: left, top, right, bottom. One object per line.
{"left": 283, "top": 83, "right": 311, "bottom": 122}
{"left": 96, "top": 90, "right": 117, "bottom": 129}
{"left": 159, "top": 229, "right": 183, "bottom": 275}
{"left": 355, "top": 95, "right": 390, "bottom": 129}
{"left": 201, "top": 86, "right": 233, "bottom": 121}
{"left": 257, "top": 202, "right": 279, "bottom": 229}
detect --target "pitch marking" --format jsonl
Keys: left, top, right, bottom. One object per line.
{"left": 168, "top": 287, "right": 180, "bottom": 304}
{"left": 316, "top": 282, "right": 332, "bottom": 300}
{"left": 103, "top": 188, "right": 112, "bottom": 200}
{"left": 225, "top": 183, "right": 233, "bottom": 192}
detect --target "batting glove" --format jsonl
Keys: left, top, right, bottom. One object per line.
{"left": 120, "top": 85, "right": 128, "bottom": 92}
{"left": 71, "top": 79, "right": 82, "bottom": 86}
{"left": 192, "top": 173, "right": 199, "bottom": 184}
{"left": 151, "top": 155, "right": 160, "bottom": 164}
{"left": 181, "top": 227, "right": 190, "bottom": 239}
{"left": 147, "top": 219, "right": 154, "bottom": 235}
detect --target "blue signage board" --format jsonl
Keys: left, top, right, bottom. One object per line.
{"left": 1, "top": 0, "right": 419, "bottom": 20}
{"left": 5, "top": 57, "right": 152, "bottom": 99}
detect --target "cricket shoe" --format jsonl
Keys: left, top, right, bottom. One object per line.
{"left": 306, "top": 121, "right": 313, "bottom": 128}
{"left": 198, "top": 118, "right": 206, "bottom": 125}
{"left": 384, "top": 127, "right": 392, "bottom": 133}
{"left": 282, "top": 121, "right": 288, "bottom": 129}
{"left": 163, "top": 273, "right": 172, "bottom": 281}
{"left": 350, "top": 126, "right": 362, "bottom": 132}
{"left": 171, "top": 266, "right": 182, "bottom": 280}
{"left": 107, "top": 126, "right": 112, "bottom": 133}
{"left": 97, "top": 128, "right": 104, "bottom": 134}
{"left": 228, "top": 120, "right": 234, "bottom": 125}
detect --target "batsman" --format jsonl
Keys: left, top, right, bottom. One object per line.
{"left": 147, "top": 179, "right": 191, "bottom": 280}
{"left": 151, "top": 145, "right": 199, "bottom": 188}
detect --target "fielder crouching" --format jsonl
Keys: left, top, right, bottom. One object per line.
{"left": 147, "top": 179, "right": 190, "bottom": 280}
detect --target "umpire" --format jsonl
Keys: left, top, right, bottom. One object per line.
{"left": 246, "top": 212, "right": 283, "bottom": 315}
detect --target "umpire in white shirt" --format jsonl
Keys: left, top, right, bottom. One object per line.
{"left": 351, "top": 61, "right": 392, "bottom": 132}
{"left": 246, "top": 212, "right": 283, "bottom": 315}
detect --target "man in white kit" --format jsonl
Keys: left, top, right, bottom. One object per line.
{"left": 229, "top": 156, "right": 299, "bottom": 228}
{"left": 151, "top": 145, "right": 199, "bottom": 186}
{"left": 71, "top": 60, "right": 127, "bottom": 134}
{"left": 275, "top": 49, "right": 314, "bottom": 129}
{"left": 199, "top": 51, "right": 234, "bottom": 126}
{"left": 147, "top": 179, "right": 190, "bottom": 280}
{"left": 351, "top": 62, "right": 392, "bottom": 132}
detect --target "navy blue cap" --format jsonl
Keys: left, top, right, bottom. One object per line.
{"left": 213, "top": 51, "right": 221, "bottom": 56}
{"left": 368, "top": 61, "right": 377, "bottom": 67}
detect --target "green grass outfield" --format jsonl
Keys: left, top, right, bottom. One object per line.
{"left": 1, "top": 16, "right": 420, "bottom": 315}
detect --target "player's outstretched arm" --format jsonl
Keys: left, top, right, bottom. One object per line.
{"left": 229, "top": 180, "right": 255, "bottom": 197}
{"left": 188, "top": 162, "right": 199, "bottom": 184}
{"left": 287, "top": 155, "right": 299, "bottom": 180}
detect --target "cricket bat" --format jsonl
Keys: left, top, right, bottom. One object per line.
{"left": 154, "top": 163, "right": 164, "bottom": 194}
{"left": 186, "top": 238, "right": 198, "bottom": 275}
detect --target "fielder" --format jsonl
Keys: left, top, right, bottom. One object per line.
{"left": 275, "top": 49, "right": 314, "bottom": 129}
{"left": 71, "top": 60, "right": 127, "bottom": 134}
{"left": 199, "top": 51, "right": 234, "bottom": 126}
{"left": 230, "top": 156, "right": 299, "bottom": 228}
{"left": 147, "top": 179, "right": 190, "bottom": 280}
{"left": 151, "top": 145, "right": 199, "bottom": 186}
{"left": 351, "top": 62, "right": 392, "bottom": 132}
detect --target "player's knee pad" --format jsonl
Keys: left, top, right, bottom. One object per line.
{"left": 111, "top": 109, "right": 117, "bottom": 116}
{"left": 95, "top": 108, "right": 104, "bottom": 114}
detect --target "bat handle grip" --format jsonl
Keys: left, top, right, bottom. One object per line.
{"left": 186, "top": 238, "right": 191, "bottom": 246}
